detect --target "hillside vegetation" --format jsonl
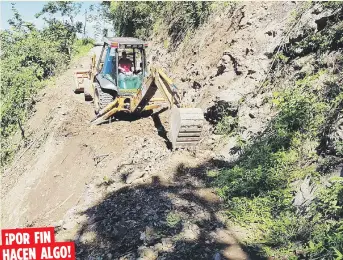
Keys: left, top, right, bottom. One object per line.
{"left": 212, "top": 3, "right": 343, "bottom": 259}
{"left": 107, "top": 1, "right": 343, "bottom": 259}
{"left": 0, "top": 3, "right": 93, "bottom": 167}
{"left": 103, "top": 1, "right": 213, "bottom": 45}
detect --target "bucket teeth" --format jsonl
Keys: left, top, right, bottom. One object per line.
{"left": 170, "top": 107, "right": 204, "bottom": 149}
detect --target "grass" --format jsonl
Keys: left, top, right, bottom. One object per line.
{"left": 71, "top": 38, "right": 94, "bottom": 61}
{"left": 166, "top": 211, "right": 182, "bottom": 228}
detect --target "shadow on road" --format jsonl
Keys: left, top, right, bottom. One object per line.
{"left": 71, "top": 161, "right": 268, "bottom": 260}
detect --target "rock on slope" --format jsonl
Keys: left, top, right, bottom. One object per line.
{"left": 148, "top": 1, "right": 342, "bottom": 163}
{"left": 148, "top": 2, "right": 297, "bottom": 160}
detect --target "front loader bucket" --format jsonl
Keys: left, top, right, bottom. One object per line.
{"left": 73, "top": 70, "right": 93, "bottom": 101}
{"left": 170, "top": 106, "right": 204, "bottom": 149}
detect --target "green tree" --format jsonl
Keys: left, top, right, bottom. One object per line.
{"left": 102, "top": 1, "right": 211, "bottom": 43}
{"left": 87, "top": 3, "right": 113, "bottom": 40}
{"left": 35, "top": 1, "right": 83, "bottom": 56}
{"left": 1, "top": 2, "right": 93, "bottom": 167}
{"left": 103, "top": 1, "right": 162, "bottom": 39}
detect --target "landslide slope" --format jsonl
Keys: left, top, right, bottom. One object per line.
{"left": 2, "top": 1, "right": 342, "bottom": 260}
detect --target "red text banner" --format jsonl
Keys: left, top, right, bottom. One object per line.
{"left": 1, "top": 228, "right": 55, "bottom": 246}
{"left": 0, "top": 227, "right": 75, "bottom": 260}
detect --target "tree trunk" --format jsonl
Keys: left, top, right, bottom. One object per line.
{"left": 18, "top": 118, "right": 25, "bottom": 140}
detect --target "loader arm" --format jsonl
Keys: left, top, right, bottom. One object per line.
{"left": 134, "top": 67, "right": 204, "bottom": 149}
{"left": 91, "top": 66, "right": 204, "bottom": 149}
{"left": 132, "top": 67, "right": 181, "bottom": 114}
{"left": 150, "top": 67, "right": 181, "bottom": 108}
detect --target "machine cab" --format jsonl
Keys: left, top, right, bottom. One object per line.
{"left": 96, "top": 37, "right": 148, "bottom": 95}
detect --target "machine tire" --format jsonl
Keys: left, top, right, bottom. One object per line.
{"left": 94, "top": 83, "right": 115, "bottom": 115}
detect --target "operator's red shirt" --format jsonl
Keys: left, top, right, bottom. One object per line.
{"left": 119, "top": 58, "right": 132, "bottom": 72}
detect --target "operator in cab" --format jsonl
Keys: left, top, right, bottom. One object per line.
{"left": 118, "top": 51, "right": 133, "bottom": 74}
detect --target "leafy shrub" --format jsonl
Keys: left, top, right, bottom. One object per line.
{"left": 305, "top": 178, "right": 343, "bottom": 259}
{"left": 214, "top": 68, "right": 343, "bottom": 258}
{"left": 215, "top": 116, "right": 237, "bottom": 135}
{"left": 286, "top": 2, "right": 343, "bottom": 58}
{"left": 72, "top": 38, "right": 95, "bottom": 60}
{"left": 104, "top": 1, "right": 212, "bottom": 45}
{"left": 162, "top": 2, "right": 212, "bottom": 44}
{"left": 104, "top": 2, "right": 162, "bottom": 39}
{"left": 313, "top": 177, "right": 343, "bottom": 219}
{"left": 166, "top": 211, "right": 181, "bottom": 228}
{"left": 1, "top": 4, "right": 93, "bottom": 167}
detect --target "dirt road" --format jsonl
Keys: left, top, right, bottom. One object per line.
{"left": 1, "top": 51, "right": 255, "bottom": 259}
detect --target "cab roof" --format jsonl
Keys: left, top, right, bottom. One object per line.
{"left": 104, "top": 37, "right": 146, "bottom": 46}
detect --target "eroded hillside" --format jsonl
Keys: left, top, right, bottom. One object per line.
{"left": 2, "top": 1, "right": 342, "bottom": 260}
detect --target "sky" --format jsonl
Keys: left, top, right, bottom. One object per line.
{"left": 0, "top": 1, "right": 115, "bottom": 40}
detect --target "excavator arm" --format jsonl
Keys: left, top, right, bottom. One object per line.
{"left": 137, "top": 67, "right": 204, "bottom": 149}
{"left": 132, "top": 67, "right": 181, "bottom": 113}
{"left": 150, "top": 67, "right": 182, "bottom": 107}
{"left": 91, "top": 66, "right": 204, "bottom": 149}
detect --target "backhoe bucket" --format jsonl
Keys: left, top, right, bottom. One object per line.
{"left": 73, "top": 70, "right": 93, "bottom": 101}
{"left": 170, "top": 107, "right": 204, "bottom": 149}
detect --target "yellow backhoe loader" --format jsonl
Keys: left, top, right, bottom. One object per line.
{"left": 74, "top": 37, "right": 204, "bottom": 149}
